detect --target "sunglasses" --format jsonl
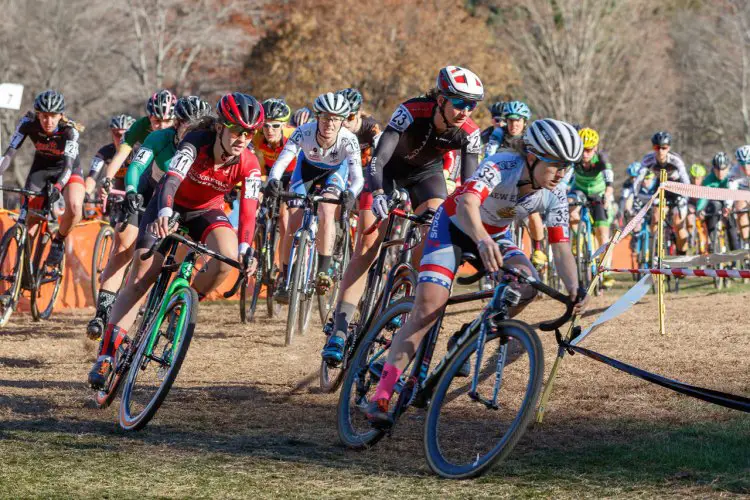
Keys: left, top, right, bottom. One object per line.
{"left": 346, "top": 114, "right": 357, "bottom": 122}
{"left": 263, "top": 122, "right": 283, "bottom": 129}
{"left": 492, "top": 116, "right": 504, "bottom": 123}
{"left": 534, "top": 154, "right": 575, "bottom": 171}
{"left": 223, "top": 121, "right": 254, "bottom": 136}
{"left": 447, "top": 97, "right": 478, "bottom": 112}
{"left": 654, "top": 145, "right": 670, "bottom": 151}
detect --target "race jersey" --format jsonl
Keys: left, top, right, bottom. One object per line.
{"left": 633, "top": 151, "right": 689, "bottom": 202}
{"left": 696, "top": 171, "right": 733, "bottom": 212}
{"left": 353, "top": 115, "right": 382, "bottom": 167}
{"left": 572, "top": 152, "right": 614, "bottom": 196}
{"left": 367, "top": 96, "right": 481, "bottom": 191}
{"left": 269, "top": 121, "right": 364, "bottom": 194}
{"left": 123, "top": 116, "right": 153, "bottom": 149}
{"left": 88, "top": 143, "right": 116, "bottom": 181}
{"left": 125, "top": 128, "right": 179, "bottom": 192}
{"left": 728, "top": 163, "right": 750, "bottom": 190}
{"left": 443, "top": 150, "right": 570, "bottom": 243}
{"left": 159, "top": 129, "right": 262, "bottom": 253}
{"left": 252, "top": 126, "right": 297, "bottom": 176}
{"left": 483, "top": 127, "right": 518, "bottom": 157}
{"left": 0, "top": 111, "right": 81, "bottom": 188}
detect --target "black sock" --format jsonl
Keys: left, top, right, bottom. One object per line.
{"left": 318, "top": 254, "right": 332, "bottom": 274}
{"left": 96, "top": 290, "right": 117, "bottom": 320}
{"left": 334, "top": 302, "right": 356, "bottom": 338}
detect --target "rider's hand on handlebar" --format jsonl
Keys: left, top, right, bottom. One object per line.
{"left": 477, "top": 236, "right": 503, "bottom": 273}
{"left": 149, "top": 215, "right": 175, "bottom": 239}
{"left": 125, "top": 191, "right": 141, "bottom": 214}
{"left": 265, "top": 178, "right": 281, "bottom": 198}
{"left": 371, "top": 190, "right": 389, "bottom": 219}
{"left": 571, "top": 286, "right": 588, "bottom": 316}
{"left": 46, "top": 183, "right": 62, "bottom": 206}
{"left": 340, "top": 190, "right": 356, "bottom": 211}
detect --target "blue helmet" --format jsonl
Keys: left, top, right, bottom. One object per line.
{"left": 626, "top": 161, "right": 642, "bottom": 177}
{"left": 503, "top": 100, "right": 531, "bottom": 120}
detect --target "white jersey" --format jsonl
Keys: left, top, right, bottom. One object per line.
{"left": 728, "top": 163, "right": 750, "bottom": 190}
{"left": 443, "top": 150, "right": 570, "bottom": 243}
{"left": 269, "top": 122, "right": 363, "bottom": 194}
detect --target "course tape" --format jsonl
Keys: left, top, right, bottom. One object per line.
{"left": 605, "top": 267, "right": 750, "bottom": 279}
{"left": 663, "top": 250, "right": 750, "bottom": 267}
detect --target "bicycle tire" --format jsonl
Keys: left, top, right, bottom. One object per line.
{"left": 286, "top": 231, "right": 311, "bottom": 345}
{"left": 298, "top": 239, "right": 317, "bottom": 337}
{"left": 91, "top": 224, "right": 115, "bottom": 299}
{"left": 423, "top": 319, "right": 543, "bottom": 479}
{"left": 0, "top": 225, "right": 25, "bottom": 327}
{"left": 337, "top": 297, "right": 414, "bottom": 449}
{"left": 30, "top": 232, "right": 64, "bottom": 321}
{"left": 119, "top": 286, "right": 198, "bottom": 431}
{"left": 241, "top": 231, "right": 265, "bottom": 323}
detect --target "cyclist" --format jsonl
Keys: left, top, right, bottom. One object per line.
{"left": 321, "top": 65, "right": 483, "bottom": 364}
{"left": 365, "top": 118, "right": 587, "bottom": 426}
{"left": 0, "top": 90, "right": 85, "bottom": 266}
{"left": 698, "top": 152, "right": 740, "bottom": 251}
{"left": 252, "top": 98, "right": 296, "bottom": 247}
{"left": 98, "top": 89, "right": 177, "bottom": 194}
{"left": 85, "top": 96, "right": 212, "bottom": 340}
{"left": 633, "top": 131, "right": 690, "bottom": 254}
{"left": 484, "top": 100, "right": 530, "bottom": 157}
{"left": 87, "top": 92, "right": 263, "bottom": 389}
{"left": 479, "top": 101, "right": 505, "bottom": 148}
{"left": 337, "top": 88, "right": 382, "bottom": 172}
{"left": 686, "top": 162, "right": 708, "bottom": 247}
{"left": 729, "top": 145, "right": 750, "bottom": 244}
{"left": 84, "top": 114, "right": 136, "bottom": 194}
{"left": 568, "top": 127, "right": 615, "bottom": 288}
{"left": 265, "top": 92, "right": 362, "bottom": 302}
{"left": 620, "top": 161, "right": 643, "bottom": 219}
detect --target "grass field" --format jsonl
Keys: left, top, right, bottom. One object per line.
{"left": 1, "top": 277, "right": 748, "bottom": 498}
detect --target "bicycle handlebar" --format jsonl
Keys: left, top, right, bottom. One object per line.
{"left": 0, "top": 186, "right": 43, "bottom": 197}
{"left": 364, "top": 207, "right": 435, "bottom": 236}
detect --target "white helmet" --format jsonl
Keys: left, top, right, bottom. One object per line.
{"left": 313, "top": 92, "right": 351, "bottom": 117}
{"left": 524, "top": 119, "right": 583, "bottom": 163}
{"left": 436, "top": 66, "right": 484, "bottom": 101}
{"left": 735, "top": 145, "right": 750, "bottom": 164}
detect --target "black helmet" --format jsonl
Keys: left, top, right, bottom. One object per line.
{"left": 489, "top": 101, "right": 505, "bottom": 118}
{"left": 216, "top": 93, "right": 264, "bottom": 130}
{"left": 109, "top": 114, "right": 136, "bottom": 130}
{"left": 146, "top": 89, "right": 177, "bottom": 119}
{"left": 261, "top": 98, "right": 291, "bottom": 122}
{"left": 712, "top": 151, "right": 731, "bottom": 170}
{"left": 651, "top": 131, "right": 672, "bottom": 147}
{"left": 175, "top": 96, "right": 212, "bottom": 122}
{"left": 336, "top": 88, "right": 363, "bottom": 114}
{"left": 34, "top": 90, "right": 65, "bottom": 113}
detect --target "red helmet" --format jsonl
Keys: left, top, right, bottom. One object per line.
{"left": 216, "top": 93, "right": 264, "bottom": 130}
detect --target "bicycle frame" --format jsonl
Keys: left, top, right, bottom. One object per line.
{"left": 284, "top": 201, "right": 319, "bottom": 293}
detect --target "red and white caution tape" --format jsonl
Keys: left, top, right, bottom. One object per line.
{"left": 662, "top": 181, "right": 750, "bottom": 202}
{"left": 605, "top": 267, "right": 750, "bottom": 279}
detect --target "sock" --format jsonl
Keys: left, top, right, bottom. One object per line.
{"left": 533, "top": 240, "right": 543, "bottom": 251}
{"left": 99, "top": 324, "right": 126, "bottom": 357}
{"left": 318, "top": 254, "right": 332, "bottom": 274}
{"left": 96, "top": 290, "right": 117, "bottom": 320}
{"left": 373, "top": 362, "right": 402, "bottom": 402}
{"left": 334, "top": 301, "right": 357, "bottom": 338}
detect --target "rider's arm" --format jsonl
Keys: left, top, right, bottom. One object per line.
{"left": 268, "top": 128, "right": 301, "bottom": 181}
{"left": 0, "top": 113, "right": 33, "bottom": 176}
{"left": 237, "top": 172, "right": 261, "bottom": 257}
{"left": 545, "top": 188, "right": 579, "bottom": 296}
{"left": 158, "top": 144, "right": 196, "bottom": 217}
{"left": 53, "top": 126, "right": 80, "bottom": 190}
{"left": 125, "top": 133, "right": 163, "bottom": 193}
{"left": 367, "top": 128, "right": 400, "bottom": 193}
{"left": 459, "top": 129, "right": 481, "bottom": 182}
{"left": 345, "top": 136, "right": 364, "bottom": 195}
{"left": 484, "top": 128, "right": 504, "bottom": 157}
{"left": 85, "top": 151, "right": 107, "bottom": 193}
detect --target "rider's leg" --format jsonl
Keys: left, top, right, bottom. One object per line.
{"left": 191, "top": 226, "right": 239, "bottom": 298}
{"left": 735, "top": 201, "right": 750, "bottom": 241}
{"left": 58, "top": 180, "right": 84, "bottom": 238}
{"left": 672, "top": 206, "right": 689, "bottom": 254}
{"left": 315, "top": 191, "right": 339, "bottom": 277}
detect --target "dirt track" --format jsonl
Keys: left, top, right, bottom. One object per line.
{"left": 0, "top": 282, "right": 748, "bottom": 497}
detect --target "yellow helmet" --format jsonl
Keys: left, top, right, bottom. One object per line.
{"left": 578, "top": 127, "right": 600, "bottom": 149}
{"left": 690, "top": 163, "right": 707, "bottom": 178}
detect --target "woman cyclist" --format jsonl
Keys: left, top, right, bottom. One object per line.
{"left": 337, "top": 88, "right": 382, "bottom": 172}
{"left": 88, "top": 92, "right": 263, "bottom": 389}
{"left": 729, "top": 145, "right": 750, "bottom": 243}
{"left": 484, "top": 100, "right": 531, "bottom": 157}
{"left": 321, "top": 66, "right": 484, "bottom": 364}
{"left": 365, "top": 118, "right": 587, "bottom": 426}
{"left": 0, "top": 90, "right": 85, "bottom": 267}
{"left": 84, "top": 114, "right": 136, "bottom": 194}
{"left": 85, "top": 96, "right": 213, "bottom": 340}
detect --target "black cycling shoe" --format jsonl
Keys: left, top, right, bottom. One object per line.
{"left": 365, "top": 398, "right": 394, "bottom": 429}
{"left": 47, "top": 238, "right": 65, "bottom": 267}
{"left": 274, "top": 287, "right": 290, "bottom": 305}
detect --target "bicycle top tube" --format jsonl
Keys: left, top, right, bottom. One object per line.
{"left": 364, "top": 207, "right": 435, "bottom": 236}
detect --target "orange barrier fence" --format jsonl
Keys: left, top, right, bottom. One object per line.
{"left": 0, "top": 212, "right": 635, "bottom": 311}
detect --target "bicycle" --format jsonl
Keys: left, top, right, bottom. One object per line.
{"left": 319, "top": 202, "right": 433, "bottom": 393}
{"left": 336, "top": 258, "right": 576, "bottom": 479}
{"left": 93, "top": 218, "right": 247, "bottom": 431}
{"left": 240, "top": 196, "right": 281, "bottom": 322}
{"left": 0, "top": 186, "right": 66, "bottom": 326}
{"left": 279, "top": 191, "right": 343, "bottom": 346}
{"left": 90, "top": 187, "right": 127, "bottom": 299}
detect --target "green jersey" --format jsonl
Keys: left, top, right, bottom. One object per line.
{"left": 695, "top": 171, "right": 731, "bottom": 212}
{"left": 125, "top": 128, "right": 178, "bottom": 193}
{"left": 123, "top": 116, "right": 153, "bottom": 148}
{"left": 573, "top": 152, "right": 614, "bottom": 196}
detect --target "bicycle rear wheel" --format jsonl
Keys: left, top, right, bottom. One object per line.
{"left": 30, "top": 231, "right": 65, "bottom": 321}
{"left": 91, "top": 224, "right": 114, "bottom": 299}
{"left": 119, "top": 286, "right": 198, "bottom": 431}
{"left": 0, "top": 225, "right": 25, "bottom": 326}
{"left": 337, "top": 297, "right": 414, "bottom": 449}
{"left": 424, "top": 319, "right": 543, "bottom": 479}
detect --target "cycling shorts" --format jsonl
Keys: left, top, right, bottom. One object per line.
{"left": 25, "top": 156, "right": 84, "bottom": 192}
{"left": 418, "top": 205, "right": 525, "bottom": 290}
{"left": 570, "top": 190, "right": 608, "bottom": 227}
{"left": 360, "top": 165, "right": 447, "bottom": 211}
{"left": 289, "top": 156, "right": 347, "bottom": 207}
{"left": 136, "top": 196, "right": 234, "bottom": 251}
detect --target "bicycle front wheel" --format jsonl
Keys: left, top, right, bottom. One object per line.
{"left": 0, "top": 225, "right": 25, "bottom": 326}
{"left": 91, "top": 224, "right": 114, "bottom": 299}
{"left": 119, "top": 286, "right": 198, "bottom": 431}
{"left": 423, "top": 319, "right": 543, "bottom": 479}
{"left": 286, "top": 231, "right": 315, "bottom": 345}
{"left": 30, "top": 231, "right": 65, "bottom": 321}
{"left": 240, "top": 231, "right": 264, "bottom": 323}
